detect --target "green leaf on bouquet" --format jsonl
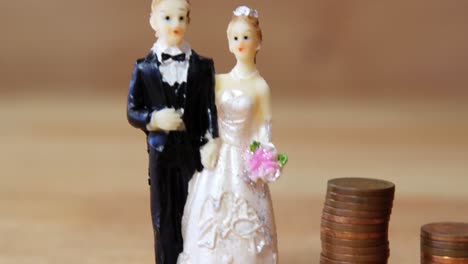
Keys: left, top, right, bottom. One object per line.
{"left": 250, "top": 141, "right": 261, "bottom": 152}
{"left": 278, "top": 154, "right": 288, "bottom": 168}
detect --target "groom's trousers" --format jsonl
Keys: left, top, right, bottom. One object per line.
{"left": 148, "top": 132, "right": 197, "bottom": 264}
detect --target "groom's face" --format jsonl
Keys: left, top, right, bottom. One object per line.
{"left": 151, "top": 0, "right": 189, "bottom": 47}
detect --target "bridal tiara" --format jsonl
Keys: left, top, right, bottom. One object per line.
{"left": 233, "top": 6, "right": 259, "bottom": 18}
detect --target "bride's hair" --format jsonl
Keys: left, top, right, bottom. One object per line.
{"left": 150, "top": 0, "right": 191, "bottom": 24}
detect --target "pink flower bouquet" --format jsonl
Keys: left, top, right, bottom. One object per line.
{"left": 246, "top": 141, "right": 288, "bottom": 183}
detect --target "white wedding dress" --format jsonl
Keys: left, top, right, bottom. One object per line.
{"left": 177, "top": 87, "right": 278, "bottom": 264}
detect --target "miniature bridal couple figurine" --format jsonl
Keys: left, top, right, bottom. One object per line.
{"left": 127, "top": 1, "right": 284, "bottom": 263}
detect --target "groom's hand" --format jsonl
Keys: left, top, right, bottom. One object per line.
{"left": 147, "top": 108, "right": 184, "bottom": 131}
{"left": 201, "top": 138, "right": 220, "bottom": 170}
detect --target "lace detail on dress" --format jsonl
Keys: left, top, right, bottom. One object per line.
{"left": 197, "top": 192, "right": 271, "bottom": 254}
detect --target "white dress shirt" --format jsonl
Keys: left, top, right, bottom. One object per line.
{"left": 151, "top": 40, "right": 192, "bottom": 86}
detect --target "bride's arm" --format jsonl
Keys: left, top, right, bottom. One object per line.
{"left": 215, "top": 74, "right": 222, "bottom": 94}
{"left": 254, "top": 80, "right": 273, "bottom": 144}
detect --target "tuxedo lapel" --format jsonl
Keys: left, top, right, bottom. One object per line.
{"left": 181, "top": 51, "right": 200, "bottom": 129}
{"left": 144, "top": 52, "right": 167, "bottom": 108}
{"left": 185, "top": 51, "right": 199, "bottom": 105}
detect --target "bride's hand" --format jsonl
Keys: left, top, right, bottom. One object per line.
{"left": 200, "top": 138, "right": 220, "bottom": 170}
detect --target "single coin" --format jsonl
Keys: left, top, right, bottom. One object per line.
{"left": 421, "top": 222, "right": 468, "bottom": 242}
{"left": 320, "top": 254, "right": 354, "bottom": 264}
{"left": 421, "top": 252, "right": 468, "bottom": 264}
{"left": 321, "top": 233, "right": 389, "bottom": 247}
{"left": 421, "top": 239, "right": 468, "bottom": 250}
{"left": 321, "top": 227, "right": 387, "bottom": 240}
{"left": 327, "top": 178, "right": 395, "bottom": 197}
{"left": 322, "top": 242, "right": 389, "bottom": 255}
{"left": 326, "top": 191, "right": 394, "bottom": 205}
{"left": 322, "top": 212, "right": 389, "bottom": 225}
{"left": 421, "top": 245, "right": 468, "bottom": 258}
{"left": 321, "top": 218, "right": 388, "bottom": 233}
{"left": 320, "top": 254, "right": 389, "bottom": 264}
{"left": 323, "top": 205, "right": 392, "bottom": 219}
{"left": 325, "top": 199, "right": 393, "bottom": 212}
{"left": 323, "top": 250, "right": 389, "bottom": 262}
{"left": 419, "top": 256, "right": 439, "bottom": 264}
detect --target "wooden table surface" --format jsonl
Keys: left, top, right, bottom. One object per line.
{"left": 1, "top": 94, "right": 467, "bottom": 263}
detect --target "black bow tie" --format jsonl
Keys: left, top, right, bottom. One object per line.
{"left": 161, "top": 53, "right": 186, "bottom": 62}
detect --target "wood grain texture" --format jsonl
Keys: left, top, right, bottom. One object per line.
{"left": 1, "top": 94, "right": 467, "bottom": 263}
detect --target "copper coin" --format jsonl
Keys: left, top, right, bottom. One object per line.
{"left": 421, "top": 245, "right": 468, "bottom": 258}
{"left": 421, "top": 253, "right": 468, "bottom": 264}
{"left": 323, "top": 205, "right": 392, "bottom": 219}
{"left": 325, "top": 199, "right": 393, "bottom": 212}
{"left": 326, "top": 191, "right": 394, "bottom": 205}
{"left": 322, "top": 212, "right": 389, "bottom": 225}
{"left": 321, "top": 219, "right": 389, "bottom": 233}
{"left": 322, "top": 250, "right": 389, "bottom": 262}
{"left": 321, "top": 233, "right": 389, "bottom": 247}
{"left": 322, "top": 249, "right": 389, "bottom": 262}
{"left": 422, "top": 239, "right": 468, "bottom": 250}
{"left": 321, "top": 227, "right": 387, "bottom": 240}
{"left": 320, "top": 254, "right": 354, "bottom": 264}
{"left": 327, "top": 178, "right": 395, "bottom": 197}
{"left": 322, "top": 242, "right": 389, "bottom": 255}
{"left": 320, "top": 254, "right": 388, "bottom": 264}
{"left": 419, "top": 256, "right": 439, "bottom": 264}
{"left": 419, "top": 258, "right": 440, "bottom": 264}
{"left": 422, "top": 222, "right": 468, "bottom": 242}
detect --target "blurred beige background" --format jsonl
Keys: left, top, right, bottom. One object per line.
{"left": 2, "top": 0, "right": 468, "bottom": 98}
{"left": 1, "top": 0, "right": 468, "bottom": 263}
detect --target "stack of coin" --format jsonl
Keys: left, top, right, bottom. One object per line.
{"left": 320, "top": 178, "right": 395, "bottom": 264}
{"left": 421, "top": 222, "right": 468, "bottom": 263}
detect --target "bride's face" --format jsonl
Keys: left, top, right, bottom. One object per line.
{"left": 228, "top": 20, "right": 260, "bottom": 61}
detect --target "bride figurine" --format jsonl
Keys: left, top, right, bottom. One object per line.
{"left": 177, "top": 6, "right": 280, "bottom": 264}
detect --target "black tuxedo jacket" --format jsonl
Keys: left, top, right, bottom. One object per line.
{"left": 127, "top": 50, "right": 219, "bottom": 170}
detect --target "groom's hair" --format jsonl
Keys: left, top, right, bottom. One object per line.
{"left": 151, "top": 0, "right": 191, "bottom": 24}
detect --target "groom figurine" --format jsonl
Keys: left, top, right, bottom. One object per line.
{"left": 126, "top": 0, "right": 219, "bottom": 263}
